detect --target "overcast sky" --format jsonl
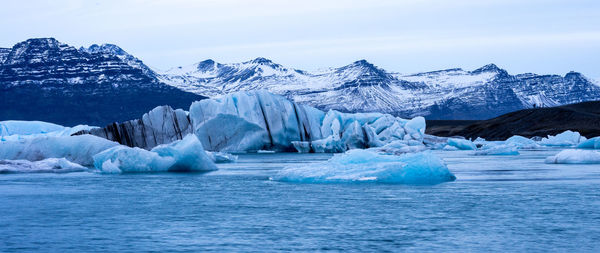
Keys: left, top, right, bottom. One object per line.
{"left": 1, "top": 0, "right": 599, "bottom": 78}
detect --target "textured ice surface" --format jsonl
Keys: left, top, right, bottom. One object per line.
{"left": 540, "top": 131, "right": 585, "bottom": 146}
{"left": 190, "top": 90, "right": 324, "bottom": 152}
{"left": 0, "top": 120, "right": 64, "bottom": 136}
{"left": 373, "top": 140, "right": 428, "bottom": 155}
{"left": 0, "top": 158, "right": 86, "bottom": 174}
{"left": 577, "top": 137, "right": 600, "bottom": 149}
{"left": 545, "top": 149, "right": 600, "bottom": 164}
{"left": 271, "top": 149, "right": 456, "bottom": 184}
{"left": 0, "top": 135, "right": 118, "bottom": 166}
{"left": 188, "top": 90, "right": 424, "bottom": 153}
{"left": 474, "top": 144, "right": 519, "bottom": 156}
{"left": 504, "top": 135, "right": 541, "bottom": 149}
{"left": 446, "top": 138, "right": 477, "bottom": 150}
{"left": 0, "top": 121, "right": 97, "bottom": 142}
{"left": 93, "top": 135, "right": 217, "bottom": 173}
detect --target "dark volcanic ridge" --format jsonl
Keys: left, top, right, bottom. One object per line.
{"left": 426, "top": 101, "right": 600, "bottom": 140}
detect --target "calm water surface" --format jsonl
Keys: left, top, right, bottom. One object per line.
{"left": 1, "top": 150, "right": 599, "bottom": 252}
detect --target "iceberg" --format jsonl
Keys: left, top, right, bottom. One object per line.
{"left": 577, "top": 137, "right": 600, "bottom": 149}
{"left": 271, "top": 149, "right": 456, "bottom": 185}
{"left": 0, "top": 158, "right": 86, "bottom": 174}
{"left": 80, "top": 91, "right": 426, "bottom": 153}
{"left": 539, "top": 130, "right": 585, "bottom": 146}
{"left": 0, "top": 120, "right": 97, "bottom": 142}
{"left": 0, "top": 135, "right": 118, "bottom": 166}
{"left": 446, "top": 138, "right": 477, "bottom": 150}
{"left": 545, "top": 149, "right": 600, "bottom": 164}
{"left": 504, "top": 135, "right": 541, "bottom": 149}
{"left": 473, "top": 144, "right": 519, "bottom": 156}
{"left": 0, "top": 120, "right": 65, "bottom": 136}
{"left": 80, "top": 105, "right": 193, "bottom": 150}
{"left": 190, "top": 90, "right": 324, "bottom": 152}
{"left": 93, "top": 134, "right": 217, "bottom": 173}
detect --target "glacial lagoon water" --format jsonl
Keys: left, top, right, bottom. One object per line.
{"left": 1, "top": 149, "right": 599, "bottom": 252}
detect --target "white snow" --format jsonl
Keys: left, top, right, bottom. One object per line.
{"left": 93, "top": 134, "right": 217, "bottom": 173}
{"left": 271, "top": 149, "right": 456, "bottom": 184}
{"left": 0, "top": 158, "right": 86, "bottom": 174}
{"left": 545, "top": 149, "right": 600, "bottom": 164}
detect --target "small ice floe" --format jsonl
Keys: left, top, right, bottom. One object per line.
{"left": 257, "top": 150, "right": 276, "bottom": 154}
{"left": 545, "top": 149, "right": 600, "bottom": 164}
{"left": 446, "top": 138, "right": 477, "bottom": 150}
{"left": 0, "top": 158, "right": 86, "bottom": 174}
{"left": 271, "top": 149, "right": 456, "bottom": 185}
{"left": 93, "top": 134, "right": 217, "bottom": 173}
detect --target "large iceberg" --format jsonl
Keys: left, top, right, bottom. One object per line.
{"left": 78, "top": 90, "right": 426, "bottom": 153}
{"left": 93, "top": 134, "right": 217, "bottom": 173}
{"left": 577, "top": 137, "right": 600, "bottom": 149}
{"left": 0, "top": 158, "right": 86, "bottom": 174}
{"left": 271, "top": 149, "right": 456, "bottom": 185}
{"left": 545, "top": 149, "right": 600, "bottom": 164}
{"left": 0, "top": 135, "right": 119, "bottom": 166}
{"left": 539, "top": 130, "right": 585, "bottom": 146}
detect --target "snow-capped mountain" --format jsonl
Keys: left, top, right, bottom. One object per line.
{"left": 2, "top": 38, "right": 599, "bottom": 123}
{"left": 0, "top": 38, "right": 204, "bottom": 126}
{"left": 160, "top": 59, "right": 600, "bottom": 120}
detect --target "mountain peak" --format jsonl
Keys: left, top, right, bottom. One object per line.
{"left": 249, "top": 57, "right": 274, "bottom": 65}
{"left": 196, "top": 59, "right": 217, "bottom": 72}
{"left": 82, "top": 43, "right": 127, "bottom": 56}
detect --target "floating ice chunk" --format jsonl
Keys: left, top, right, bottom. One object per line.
{"left": 271, "top": 149, "right": 456, "bottom": 185}
{"left": 577, "top": 137, "right": 600, "bottom": 149}
{"left": 0, "top": 135, "right": 118, "bottom": 166}
{"left": 473, "top": 144, "right": 519, "bottom": 156}
{"left": 504, "top": 135, "right": 541, "bottom": 149}
{"left": 93, "top": 135, "right": 217, "bottom": 173}
{"left": 0, "top": 158, "right": 87, "bottom": 174}
{"left": 540, "top": 130, "right": 584, "bottom": 146}
{"left": 545, "top": 149, "right": 600, "bottom": 164}
{"left": 446, "top": 138, "right": 477, "bottom": 150}
{"left": 0, "top": 120, "right": 65, "bottom": 136}
{"left": 206, "top": 151, "right": 238, "bottom": 163}
{"left": 257, "top": 150, "right": 276, "bottom": 154}
{"left": 0, "top": 120, "right": 98, "bottom": 142}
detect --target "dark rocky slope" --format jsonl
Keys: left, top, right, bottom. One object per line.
{"left": 426, "top": 101, "right": 600, "bottom": 140}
